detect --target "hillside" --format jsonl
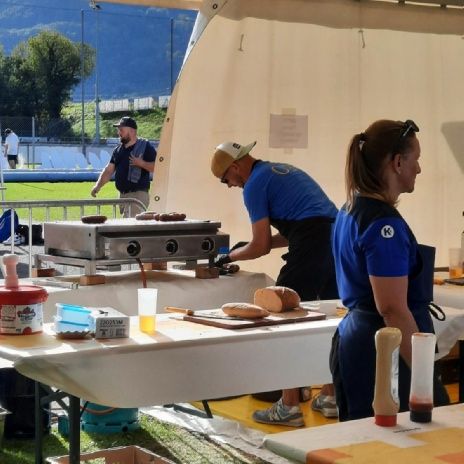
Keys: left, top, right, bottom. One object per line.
{"left": 0, "top": 0, "right": 196, "bottom": 101}
{"left": 62, "top": 102, "right": 167, "bottom": 140}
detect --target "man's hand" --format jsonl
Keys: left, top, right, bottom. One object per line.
{"left": 214, "top": 254, "right": 232, "bottom": 268}
{"left": 129, "top": 155, "right": 144, "bottom": 167}
{"left": 90, "top": 185, "right": 99, "bottom": 197}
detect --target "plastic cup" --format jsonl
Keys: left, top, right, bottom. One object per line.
{"left": 138, "top": 288, "right": 158, "bottom": 334}
{"left": 449, "top": 248, "right": 463, "bottom": 278}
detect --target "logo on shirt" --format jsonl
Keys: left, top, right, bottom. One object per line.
{"left": 271, "top": 165, "right": 291, "bottom": 175}
{"left": 381, "top": 225, "right": 395, "bottom": 238}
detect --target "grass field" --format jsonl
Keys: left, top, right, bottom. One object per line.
{"left": 0, "top": 413, "right": 268, "bottom": 464}
{"left": 3, "top": 181, "right": 120, "bottom": 221}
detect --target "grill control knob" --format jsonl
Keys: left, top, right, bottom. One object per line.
{"left": 201, "top": 238, "right": 214, "bottom": 252}
{"left": 127, "top": 240, "right": 141, "bottom": 257}
{"left": 165, "top": 239, "right": 178, "bottom": 255}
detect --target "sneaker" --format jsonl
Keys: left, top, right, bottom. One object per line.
{"left": 252, "top": 398, "right": 304, "bottom": 427}
{"left": 2, "top": 234, "right": 22, "bottom": 246}
{"left": 311, "top": 393, "right": 338, "bottom": 418}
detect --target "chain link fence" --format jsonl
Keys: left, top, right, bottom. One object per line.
{"left": 1, "top": 110, "right": 121, "bottom": 145}
{"left": 0, "top": 110, "right": 160, "bottom": 168}
{"left": 0, "top": 115, "right": 87, "bottom": 144}
{"left": 0, "top": 113, "right": 100, "bottom": 168}
{"left": 1, "top": 101, "right": 163, "bottom": 145}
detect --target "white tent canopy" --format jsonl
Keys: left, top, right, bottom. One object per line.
{"left": 103, "top": 0, "right": 464, "bottom": 278}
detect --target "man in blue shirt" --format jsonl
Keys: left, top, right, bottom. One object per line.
{"left": 91, "top": 116, "right": 156, "bottom": 217}
{"left": 211, "top": 141, "right": 339, "bottom": 426}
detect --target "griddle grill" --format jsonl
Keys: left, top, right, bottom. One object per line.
{"left": 36, "top": 218, "right": 229, "bottom": 275}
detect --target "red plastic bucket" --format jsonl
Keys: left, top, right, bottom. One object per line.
{"left": 0, "top": 285, "right": 48, "bottom": 335}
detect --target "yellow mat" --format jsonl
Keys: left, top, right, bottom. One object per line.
{"left": 192, "top": 384, "right": 459, "bottom": 435}
{"left": 192, "top": 387, "right": 337, "bottom": 434}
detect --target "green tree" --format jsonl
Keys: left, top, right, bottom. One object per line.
{"left": 12, "top": 30, "right": 95, "bottom": 119}
{"left": 4, "top": 51, "right": 39, "bottom": 117}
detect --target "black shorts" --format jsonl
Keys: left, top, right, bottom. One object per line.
{"left": 7, "top": 155, "right": 18, "bottom": 162}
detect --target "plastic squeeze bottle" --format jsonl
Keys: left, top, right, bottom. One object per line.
{"left": 2, "top": 254, "right": 19, "bottom": 288}
{"left": 373, "top": 327, "right": 402, "bottom": 426}
{"left": 409, "top": 332, "right": 436, "bottom": 423}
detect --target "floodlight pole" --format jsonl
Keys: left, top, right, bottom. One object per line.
{"left": 80, "top": 9, "right": 86, "bottom": 154}
{"left": 90, "top": 1, "right": 101, "bottom": 144}
{"left": 170, "top": 18, "right": 174, "bottom": 94}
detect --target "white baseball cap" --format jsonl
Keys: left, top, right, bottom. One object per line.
{"left": 211, "top": 141, "right": 257, "bottom": 178}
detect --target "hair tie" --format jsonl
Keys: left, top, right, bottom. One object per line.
{"left": 358, "top": 132, "right": 366, "bottom": 150}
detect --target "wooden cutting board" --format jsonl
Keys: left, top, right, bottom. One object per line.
{"left": 182, "top": 308, "right": 326, "bottom": 329}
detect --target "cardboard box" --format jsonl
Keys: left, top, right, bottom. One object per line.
{"left": 47, "top": 445, "right": 174, "bottom": 464}
{"left": 88, "top": 307, "right": 130, "bottom": 339}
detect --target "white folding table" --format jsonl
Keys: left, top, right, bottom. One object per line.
{"left": 0, "top": 314, "right": 339, "bottom": 464}
{"left": 1, "top": 307, "right": 464, "bottom": 463}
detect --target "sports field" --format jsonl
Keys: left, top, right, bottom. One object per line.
{"left": 2, "top": 181, "right": 120, "bottom": 221}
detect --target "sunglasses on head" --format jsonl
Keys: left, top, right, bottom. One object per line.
{"left": 392, "top": 119, "right": 419, "bottom": 156}
{"left": 400, "top": 119, "right": 419, "bottom": 139}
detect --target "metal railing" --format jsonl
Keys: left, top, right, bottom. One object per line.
{"left": 1, "top": 198, "right": 146, "bottom": 277}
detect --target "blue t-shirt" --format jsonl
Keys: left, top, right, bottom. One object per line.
{"left": 243, "top": 161, "right": 337, "bottom": 223}
{"left": 110, "top": 140, "right": 157, "bottom": 193}
{"left": 332, "top": 196, "right": 417, "bottom": 311}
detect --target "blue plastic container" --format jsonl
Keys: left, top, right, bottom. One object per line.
{"left": 80, "top": 403, "right": 139, "bottom": 434}
{"left": 53, "top": 318, "right": 89, "bottom": 334}
{"left": 55, "top": 303, "right": 92, "bottom": 325}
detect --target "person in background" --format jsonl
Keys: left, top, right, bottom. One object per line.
{"left": 330, "top": 119, "right": 449, "bottom": 421}
{"left": 211, "top": 141, "right": 339, "bottom": 427}
{"left": 3, "top": 128, "right": 20, "bottom": 169}
{"left": 91, "top": 116, "right": 156, "bottom": 217}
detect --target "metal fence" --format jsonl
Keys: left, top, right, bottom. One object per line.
{"left": 0, "top": 113, "right": 122, "bottom": 145}
{"left": 0, "top": 115, "right": 87, "bottom": 145}
{"left": 0, "top": 198, "right": 146, "bottom": 277}
{"left": 0, "top": 106, "right": 164, "bottom": 146}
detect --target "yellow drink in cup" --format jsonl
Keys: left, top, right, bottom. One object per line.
{"left": 138, "top": 288, "right": 158, "bottom": 334}
{"left": 139, "top": 314, "right": 156, "bottom": 334}
{"left": 449, "top": 267, "right": 463, "bottom": 279}
{"left": 449, "top": 248, "right": 463, "bottom": 279}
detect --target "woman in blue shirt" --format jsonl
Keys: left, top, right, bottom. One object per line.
{"left": 330, "top": 119, "right": 449, "bottom": 421}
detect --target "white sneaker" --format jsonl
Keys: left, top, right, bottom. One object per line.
{"left": 3, "top": 234, "right": 22, "bottom": 246}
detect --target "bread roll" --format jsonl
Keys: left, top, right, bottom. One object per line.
{"left": 222, "top": 303, "right": 269, "bottom": 319}
{"left": 254, "top": 286, "right": 301, "bottom": 313}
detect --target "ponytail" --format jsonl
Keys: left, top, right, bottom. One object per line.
{"left": 345, "top": 119, "right": 418, "bottom": 209}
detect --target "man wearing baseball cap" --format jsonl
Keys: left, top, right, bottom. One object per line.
{"left": 211, "top": 140, "right": 339, "bottom": 426}
{"left": 91, "top": 116, "right": 156, "bottom": 217}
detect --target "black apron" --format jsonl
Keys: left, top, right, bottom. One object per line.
{"left": 270, "top": 217, "right": 338, "bottom": 301}
{"left": 331, "top": 244, "right": 449, "bottom": 421}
